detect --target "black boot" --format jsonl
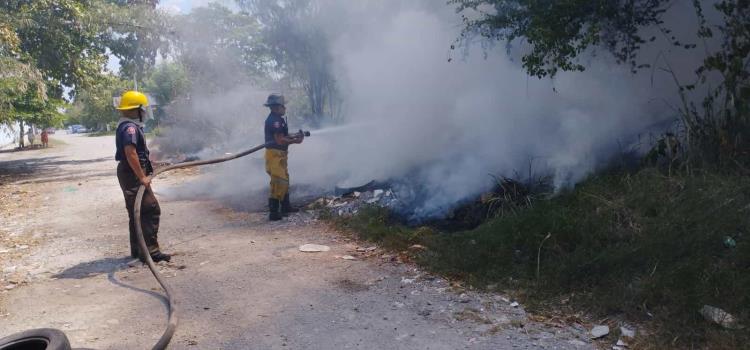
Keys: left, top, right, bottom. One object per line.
{"left": 281, "top": 193, "right": 299, "bottom": 216}
{"left": 269, "top": 198, "right": 282, "bottom": 221}
{"left": 138, "top": 251, "right": 171, "bottom": 263}
{"left": 151, "top": 252, "right": 172, "bottom": 263}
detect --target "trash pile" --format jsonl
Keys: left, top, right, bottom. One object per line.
{"left": 309, "top": 181, "right": 399, "bottom": 217}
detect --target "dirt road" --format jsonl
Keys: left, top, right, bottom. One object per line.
{"left": 0, "top": 133, "right": 593, "bottom": 349}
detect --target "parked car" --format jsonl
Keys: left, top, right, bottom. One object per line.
{"left": 68, "top": 125, "right": 88, "bottom": 134}
{"left": 44, "top": 127, "right": 56, "bottom": 134}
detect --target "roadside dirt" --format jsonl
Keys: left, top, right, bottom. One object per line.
{"left": 0, "top": 133, "right": 594, "bottom": 349}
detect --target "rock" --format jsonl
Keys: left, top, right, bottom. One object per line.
{"left": 365, "top": 246, "right": 377, "bottom": 252}
{"left": 341, "top": 255, "right": 357, "bottom": 260}
{"left": 299, "top": 244, "right": 330, "bottom": 252}
{"left": 4, "top": 285, "right": 15, "bottom": 290}
{"left": 509, "top": 301, "right": 519, "bottom": 308}
{"left": 401, "top": 277, "right": 415, "bottom": 284}
{"left": 619, "top": 326, "right": 635, "bottom": 339}
{"left": 700, "top": 305, "right": 742, "bottom": 329}
{"left": 408, "top": 244, "right": 427, "bottom": 251}
{"left": 616, "top": 339, "right": 628, "bottom": 347}
{"left": 590, "top": 325, "right": 610, "bottom": 339}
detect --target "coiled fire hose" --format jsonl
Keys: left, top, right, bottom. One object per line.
{"left": 134, "top": 131, "right": 309, "bottom": 350}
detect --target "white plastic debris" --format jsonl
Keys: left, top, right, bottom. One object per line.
{"left": 619, "top": 326, "right": 635, "bottom": 339}
{"left": 590, "top": 325, "right": 610, "bottom": 339}
{"left": 299, "top": 244, "right": 331, "bottom": 253}
{"left": 373, "top": 189, "right": 384, "bottom": 198}
{"left": 700, "top": 305, "right": 742, "bottom": 329}
{"left": 509, "top": 301, "right": 519, "bottom": 308}
{"left": 616, "top": 339, "right": 628, "bottom": 347}
{"left": 341, "top": 255, "right": 357, "bottom": 260}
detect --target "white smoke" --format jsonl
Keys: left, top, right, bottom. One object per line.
{"left": 163, "top": 0, "right": 711, "bottom": 219}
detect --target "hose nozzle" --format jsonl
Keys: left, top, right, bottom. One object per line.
{"left": 295, "top": 129, "right": 311, "bottom": 137}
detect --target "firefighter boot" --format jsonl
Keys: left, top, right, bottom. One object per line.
{"left": 139, "top": 251, "right": 172, "bottom": 264}
{"left": 269, "top": 198, "right": 282, "bottom": 221}
{"left": 281, "top": 193, "right": 299, "bottom": 216}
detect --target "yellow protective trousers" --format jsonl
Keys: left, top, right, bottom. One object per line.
{"left": 265, "top": 149, "right": 289, "bottom": 201}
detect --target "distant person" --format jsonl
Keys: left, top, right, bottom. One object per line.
{"left": 263, "top": 93, "right": 304, "bottom": 221}
{"left": 41, "top": 130, "right": 49, "bottom": 148}
{"left": 115, "top": 90, "right": 171, "bottom": 263}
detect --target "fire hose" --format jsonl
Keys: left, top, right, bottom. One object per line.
{"left": 0, "top": 130, "right": 310, "bottom": 350}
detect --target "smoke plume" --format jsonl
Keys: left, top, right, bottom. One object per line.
{"left": 162, "top": 0, "right": 712, "bottom": 219}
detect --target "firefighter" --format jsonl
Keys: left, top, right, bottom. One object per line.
{"left": 264, "top": 93, "right": 304, "bottom": 221}
{"left": 115, "top": 91, "right": 171, "bottom": 262}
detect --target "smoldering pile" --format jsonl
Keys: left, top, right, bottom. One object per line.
{"left": 310, "top": 181, "right": 400, "bottom": 216}
{"left": 309, "top": 176, "right": 548, "bottom": 230}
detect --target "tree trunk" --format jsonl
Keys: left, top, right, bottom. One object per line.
{"left": 18, "top": 120, "right": 24, "bottom": 148}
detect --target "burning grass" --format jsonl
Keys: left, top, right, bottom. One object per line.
{"left": 331, "top": 168, "right": 750, "bottom": 348}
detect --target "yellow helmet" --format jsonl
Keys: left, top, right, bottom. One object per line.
{"left": 116, "top": 90, "right": 149, "bottom": 110}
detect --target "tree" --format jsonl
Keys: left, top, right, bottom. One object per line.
{"left": 237, "top": 0, "right": 339, "bottom": 126}
{"left": 451, "top": 0, "right": 671, "bottom": 78}
{"left": 452, "top": 0, "right": 750, "bottom": 167}
{"left": 142, "top": 62, "right": 190, "bottom": 127}
{"left": 143, "top": 62, "right": 190, "bottom": 107}
{"left": 172, "top": 3, "right": 268, "bottom": 91}
{"left": 0, "top": 0, "right": 170, "bottom": 147}
{"left": 102, "top": 1, "right": 173, "bottom": 82}
{"left": 66, "top": 74, "right": 129, "bottom": 130}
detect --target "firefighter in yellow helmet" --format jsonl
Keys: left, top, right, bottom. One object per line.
{"left": 114, "top": 91, "right": 171, "bottom": 262}
{"left": 264, "top": 94, "right": 304, "bottom": 221}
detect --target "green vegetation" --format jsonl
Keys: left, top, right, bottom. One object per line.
{"left": 335, "top": 168, "right": 750, "bottom": 348}
{"left": 453, "top": 0, "right": 750, "bottom": 172}
{"left": 0, "top": 0, "right": 166, "bottom": 146}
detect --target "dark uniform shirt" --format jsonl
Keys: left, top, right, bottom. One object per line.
{"left": 264, "top": 113, "right": 289, "bottom": 151}
{"left": 115, "top": 120, "right": 151, "bottom": 173}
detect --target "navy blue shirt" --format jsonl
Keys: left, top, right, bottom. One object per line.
{"left": 264, "top": 113, "right": 289, "bottom": 151}
{"left": 115, "top": 120, "right": 150, "bottom": 163}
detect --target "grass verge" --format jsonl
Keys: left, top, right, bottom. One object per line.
{"left": 332, "top": 168, "right": 750, "bottom": 348}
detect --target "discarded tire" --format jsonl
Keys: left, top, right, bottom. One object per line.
{"left": 0, "top": 329, "right": 71, "bottom": 350}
